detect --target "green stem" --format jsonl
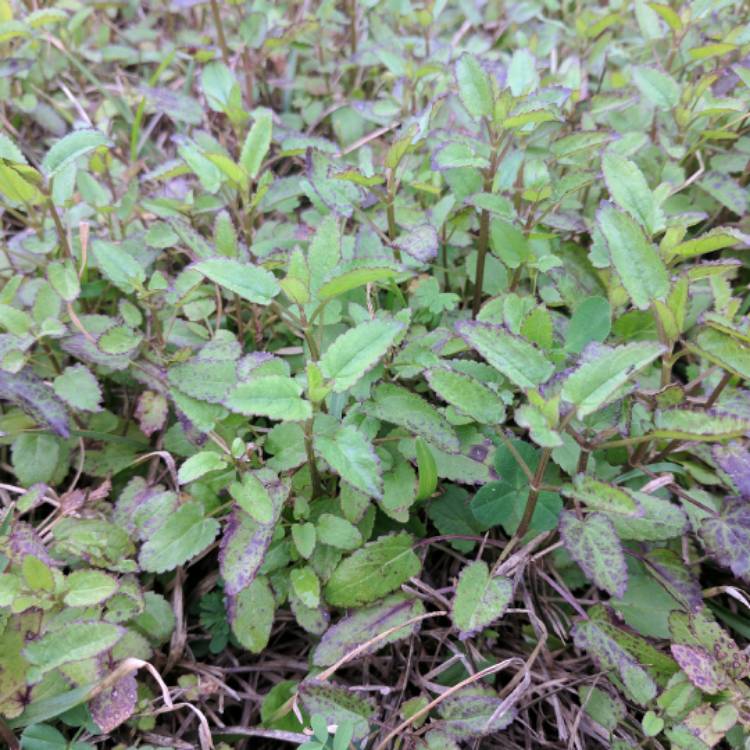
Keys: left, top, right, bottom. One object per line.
{"left": 210, "top": 0, "right": 230, "bottom": 65}
{"left": 304, "top": 418, "right": 322, "bottom": 499}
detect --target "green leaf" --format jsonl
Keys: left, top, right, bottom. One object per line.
{"left": 425, "top": 367, "right": 505, "bottom": 424}
{"left": 455, "top": 53, "right": 493, "bottom": 119}
{"left": 193, "top": 257, "right": 280, "bottom": 305}
{"left": 565, "top": 296, "right": 611, "bottom": 354}
{"left": 324, "top": 532, "right": 421, "bottom": 607}
{"left": 456, "top": 320, "right": 554, "bottom": 389}
{"left": 308, "top": 214, "right": 341, "bottom": 297}
{"left": 415, "top": 437, "right": 438, "bottom": 501}
{"left": 316, "top": 513, "right": 362, "bottom": 550}
{"left": 226, "top": 376, "right": 312, "bottom": 421}
{"left": 290, "top": 566, "right": 321, "bottom": 608}
{"left": 489, "top": 219, "right": 529, "bottom": 269}
{"left": 668, "top": 227, "right": 748, "bottom": 258}
{"left": 602, "top": 152, "right": 659, "bottom": 233}
{"left": 314, "top": 414, "right": 382, "bottom": 498}
{"left": 632, "top": 65, "right": 680, "bottom": 109}
{"left": 47, "top": 260, "right": 80, "bottom": 302}
{"left": 561, "top": 342, "right": 664, "bottom": 417}
{"left": 365, "top": 383, "right": 459, "bottom": 452}
{"left": 24, "top": 622, "right": 122, "bottom": 675}
{"left": 41, "top": 129, "right": 111, "bottom": 179}
{"left": 653, "top": 409, "right": 750, "bottom": 441}
{"left": 53, "top": 365, "right": 103, "bottom": 413}
{"left": 177, "top": 451, "right": 228, "bottom": 484}
{"left": 564, "top": 475, "right": 640, "bottom": 514}
{"left": 139, "top": 501, "right": 220, "bottom": 573}
{"left": 229, "top": 472, "right": 274, "bottom": 524}
{"left": 64, "top": 570, "right": 118, "bottom": 606}
{"left": 597, "top": 203, "right": 669, "bottom": 309}
{"left": 573, "top": 618, "right": 659, "bottom": 704}
{"left": 578, "top": 483, "right": 687, "bottom": 541}
{"left": 230, "top": 576, "right": 275, "bottom": 653}
{"left": 20, "top": 724, "right": 68, "bottom": 750}
{"left": 318, "top": 264, "right": 400, "bottom": 301}
{"left": 240, "top": 108, "right": 273, "bottom": 179}
{"left": 312, "top": 593, "right": 425, "bottom": 667}
{"left": 12, "top": 433, "right": 62, "bottom": 486}
{"left": 687, "top": 328, "right": 750, "bottom": 379}
{"left": 578, "top": 686, "right": 625, "bottom": 732}
{"left": 91, "top": 240, "right": 146, "bottom": 294}
{"left": 22, "top": 556, "right": 54, "bottom": 592}
{"left": 698, "top": 172, "right": 747, "bottom": 216}
{"left": 437, "top": 686, "right": 514, "bottom": 737}
{"left": 560, "top": 511, "right": 628, "bottom": 597}
{"left": 298, "top": 681, "right": 375, "bottom": 741}
{"left": 451, "top": 561, "right": 512, "bottom": 639}
{"left": 471, "top": 440, "right": 562, "bottom": 536}
{"left": 292, "top": 522, "right": 317, "bottom": 559}
{"left": 320, "top": 318, "right": 403, "bottom": 392}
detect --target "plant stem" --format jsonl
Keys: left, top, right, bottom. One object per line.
{"left": 515, "top": 447, "right": 552, "bottom": 542}
{"left": 471, "top": 203, "right": 491, "bottom": 318}
{"left": 705, "top": 370, "right": 731, "bottom": 408}
{"left": 47, "top": 198, "right": 72, "bottom": 259}
{"left": 471, "top": 138, "right": 506, "bottom": 317}
{"left": 304, "top": 418, "right": 322, "bottom": 498}
{"left": 210, "top": 0, "right": 230, "bottom": 66}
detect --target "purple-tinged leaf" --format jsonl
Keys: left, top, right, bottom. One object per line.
{"left": 670, "top": 644, "right": 726, "bottom": 694}
{"left": 572, "top": 618, "right": 660, "bottom": 704}
{"left": 219, "top": 509, "right": 275, "bottom": 596}
{"left": 560, "top": 512, "right": 628, "bottom": 598}
{"left": 89, "top": 673, "right": 137, "bottom": 733}
{"left": 437, "top": 686, "right": 515, "bottom": 738}
{"left": 313, "top": 593, "right": 425, "bottom": 667}
{"left": 6, "top": 521, "right": 54, "bottom": 566}
{"left": 0, "top": 368, "right": 70, "bottom": 437}
{"left": 700, "top": 498, "right": 750, "bottom": 581}
{"left": 135, "top": 391, "right": 168, "bottom": 437}
{"left": 393, "top": 224, "right": 439, "bottom": 263}
{"left": 644, "top": 549, "right": 703, "bottom": 612}
{"left": 713, "top": 442, "right": 750, "bottom": 497}
{"left": 298, "top": 680, "right": 376, "bottom": 741}
{"left": 227, "top": 576, "right": 275, "bottom": 653}
{"left": 114, "top": 478, "right": 179, "bottom": 541}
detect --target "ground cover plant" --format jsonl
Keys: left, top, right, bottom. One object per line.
{"left": 1, "top": 0, "right": 750, "bottom": 747}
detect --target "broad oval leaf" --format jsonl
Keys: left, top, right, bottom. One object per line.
{"left": 653, "top": 408, "right": 750, "bottom": 441}
{"left": 455, "top": 53, "right": 493, "bottom": 119}
{"left": 138, "top": 501, "right": 219, "bottom": 573}
{"left": 228, "top": 576, "right": 275, "bottom": 653}
{"left": 312, "top": 593, "right": 425, "bottom": 667}
{"left": 192, "top": 257, "right": 280, "bottom": 305}
{"left": 314, "top": 415, "right": 382, "bottom": 499}
{"left": 320, "top": 318, "right": 403, "bottom": 392}
{"left": 324, "top": 532, "right": 421, "bottom": 607}
{"left": 451, "top": 561, "right": 513, "bottom": 639}
{"left": 602, "top": 152, "right": 659, "bottom": 233}
{"left": 425, "top": 367, "right": 505, "bottom": 424}
{"left": 560, "top": 511, "right": 628, "bottom": 598}
{"left": 365, "top": 383, "right": 459, "bottom": 452}
{"left": 597, "top": 203, "right": 669, "bottom": 309}
{"left": 24, "top": 622, "right": 122, "bottom": 675}
{"left": 41, "top": 129, "right": 111, "bottom": 179}
{"left": 318, "top": 264, "right": 400, "bottom": 300}
{"left": 298, "top": 681, "right": 375, "bottom": 741}
{"left": 561, "top": 342, "right": 664, "bottom": 417}
{"left": 225, "top": 376, "right": 312, "bottom": 421}
{"left": 455, "top": 320, "right": 554, "bottom": 389}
